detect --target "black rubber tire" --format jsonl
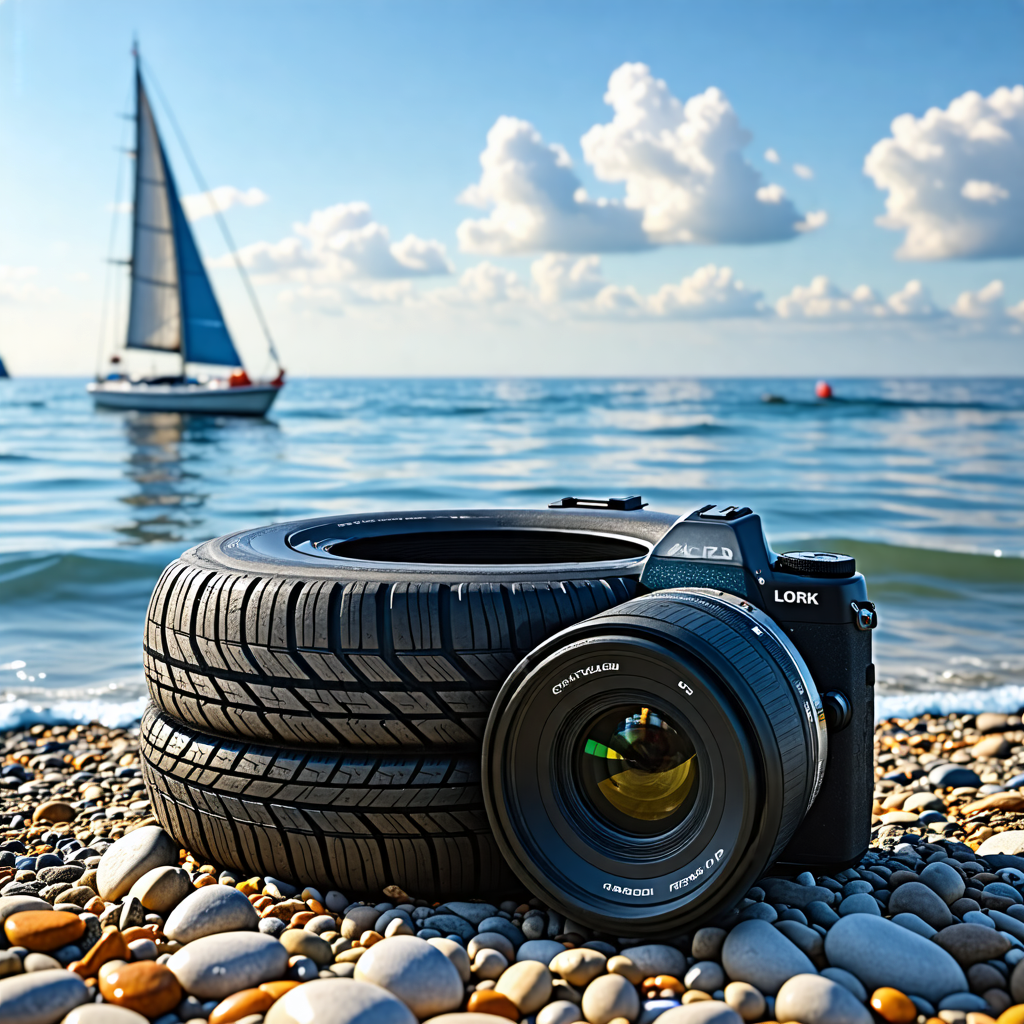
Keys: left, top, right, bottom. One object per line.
{"left": 139, "top": 703, "right": 519, "bottom": 898}
{"left": 144, "top": 508, "right": 675, "bottom": 749}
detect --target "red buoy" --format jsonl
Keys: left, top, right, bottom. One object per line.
{"left": 815, "top": 380, "right": 833, "bottom": 399}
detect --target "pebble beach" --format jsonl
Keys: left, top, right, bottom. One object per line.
{"left": 4, "top": 712, "right": 1024, "bottom": 1024}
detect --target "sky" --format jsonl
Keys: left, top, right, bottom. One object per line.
{"left": 1, "top": 0, "right": 1023, "bottom": 377}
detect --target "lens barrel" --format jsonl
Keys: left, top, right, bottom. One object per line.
{"left": 481, "top": 588, "right": 826, "bottom": 936}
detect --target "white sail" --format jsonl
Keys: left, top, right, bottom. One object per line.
{"left": 126, "top": 77, "right": 181, "bottom": 353}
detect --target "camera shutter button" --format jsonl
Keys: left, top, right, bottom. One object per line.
{"left": 776, "top": 551, "right": 856, "bottom": 577}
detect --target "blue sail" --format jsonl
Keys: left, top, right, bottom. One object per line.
{"left": 163, "top": 147, "right": 242, "bottom": 368}
{"left": 0, "top": 354, "right": 8, "bottom": 378}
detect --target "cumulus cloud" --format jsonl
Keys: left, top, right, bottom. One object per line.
{"left": 951, "top": 280, "right": 1024, "bottom": 323}
{"left": 427, "top": 262, "right": 529, "bottom": 307}
{"left": 793, "top": 164, "right": 814, "bottom": 180}
{"left": 864, "top": 85, "right": 1024, "bottom": 259}
{"left": 764, "top": 148, "right": 780, "bottom": 164}
{"left": 181, "top": 186, "right": 268, "bottom": 222}
{"left": 592, "top": 263, "right": 765, "bottom": 319}
{"left": 222, "top": 202, "right": 453, "bottom": 281}
{"left": 456, "top": 116, "right": 648, "bottom": 255}
{"left": 531, "top": 254, "right": 606, "bottom": 304}
{"left": 580, "top": 64, "right": 821, "bottom": 245}
{"left": 776, "top": 276, "right": 943, "bottom": 319}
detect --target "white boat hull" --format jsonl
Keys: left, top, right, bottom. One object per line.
{"left": 88, "top": 380, "right": 281, "bottom": 415}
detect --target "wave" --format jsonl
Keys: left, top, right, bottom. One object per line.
{"left": 0, "top": 680, "right": 148, "bottom": 731}
{"left": 876, "top": 682, "right": 1024, "bottom": 722}
{"left": 791, "top": 538, "right": 1022, "bottom": 583}
{"left": 0, "top": 547, "right": 177, "bottom": 596}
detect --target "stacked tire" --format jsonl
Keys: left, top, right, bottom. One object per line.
{"left": 138, "top": 507, "right": 675, "bottom": 898}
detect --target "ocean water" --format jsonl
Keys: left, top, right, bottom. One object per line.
{"left": 1, "top": 376, "right": 1021, "bottom": 730}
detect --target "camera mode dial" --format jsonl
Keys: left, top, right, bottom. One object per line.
{"left": 776, "top": 551, "right": 856, "bottom": 578}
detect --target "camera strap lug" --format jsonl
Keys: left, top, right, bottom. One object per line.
{"left": 851, "top": 600, "right": 877, "bottom": 630}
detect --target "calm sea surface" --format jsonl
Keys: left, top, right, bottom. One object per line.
{"left": 1, "top": 377, "right": 1022, "bottom": 728}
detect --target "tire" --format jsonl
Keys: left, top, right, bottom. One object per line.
{"left": 144, "top": 508, "right": 675, "bottom": 749}
{"left": 139, "top": 704, "right": 519, "bottom": 898}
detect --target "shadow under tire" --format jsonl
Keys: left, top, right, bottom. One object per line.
{"left": 143, "top": 508, "right": 675, "bottom": 749}
{"left": 139, "top": 703, "right": 518, "bottom": 898}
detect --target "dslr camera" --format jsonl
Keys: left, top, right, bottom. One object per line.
{"left": 482, "top": 501, "right": 876, "bottom": 936}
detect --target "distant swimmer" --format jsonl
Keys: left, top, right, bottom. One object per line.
{"left": 815, "top": 380, "right": 834, "bottom": 399}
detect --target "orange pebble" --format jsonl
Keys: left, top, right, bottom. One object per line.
{"left": 5, "top": 910, "right": 85, "bottom": 952}
{"left": 871, "top": 988, "right": 918, "bottom": 1024}
{"left": 71, "top": 926, "right": 129, "bottom": 978}
{"left": 466, "top": 989, "right": 520, "bottom": 1020}
{"left": 258, "top": 980, "right": 302, "bottom": 999}
{"left": 99, "top": 961, "right": 182, "bottom": 1018}
{"left": 251, "top": 896, "right": 274, "bottom": 911}
{"left": 121, "top": 924, "right": 163, "bottom": 943}
{"left": 306, "top": 899, "right": 325, "bottom": 915}
{"left": 997, "top": 1010, "right": 1024, "bottom": 1024}
{"left": 290, "top": 912, "right": 316, "bottom": 927}
{"left": 360, "top": 930, "right": 383, "bottom": 947}
{"left": 642, "top": 978, "right": 658, "bottom": 989}
{"left": 194, "top": 873, "right": 217, "bottom": 888}
{"left": 209, "top": 988, "right": 276, "bottom": 1024}
{"left": 655, "top": 976, "right": 684, "bottom": 995}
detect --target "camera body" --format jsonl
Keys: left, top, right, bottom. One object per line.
{"left": 639, "top": 503, "right": 876, "bottom": 869}
{"left": 482, "top": 500, "right": 877, "bottom": 935}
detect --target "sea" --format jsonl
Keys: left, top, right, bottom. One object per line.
{"left": 1, "top": 376, "right": 1021, "bottom": 731}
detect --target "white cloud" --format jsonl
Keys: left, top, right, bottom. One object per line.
{"left": 593, "top": 263, "right": 765, "bottom": 319}
{"left": 795, "top": 210, "right": 828, "bottom": 233}
{"left": 429, "top": 262, "right": 529, "bottom": 306}
{"left": 951, "top": 280, "right": 1024, "bottom": 323}
{"left": 222, "top": 201, "right": 453, "bottom": 281}
{"left": 864, "top": 85, "right": 1024, "bottom": 259}
{"left": 531, "top": 254, "right": 606, "bottom": 304}
{"left": 456, "top": 116, "right": 648, "bottom": 255}
{"left": 764, "top": 148, "right": 780, "bottom": 164}
{"left": 775, "top": 276, "right": 946, "bottom": 320}
{"left": 580, "top": 63, "right": 813, "bottom": 244}
{"left": 793, "top": 164, "right": 814, "bottom": 180}
{"left": 181, "top": 186, "right": 268, "bottom": 222}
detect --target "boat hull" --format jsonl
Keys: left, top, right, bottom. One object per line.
{"left": 88, "top": 381, "right": 281, "bottom": 416}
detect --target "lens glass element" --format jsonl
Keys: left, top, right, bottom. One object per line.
{"left": 574, "top": 704, "right": 699, "bottom": 835}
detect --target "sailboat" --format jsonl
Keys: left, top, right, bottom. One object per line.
{"left": 89, "top": 50, "right": 284, "bottom": 416}
{"left": 0, "top": 354, "right": 8, "bottom": 378}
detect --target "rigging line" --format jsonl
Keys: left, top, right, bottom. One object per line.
{"left": 96, "top": 80, "right": 134, "bottom": 379}
{"left": 138, "top": 57, "right": 282, "bottom": 371}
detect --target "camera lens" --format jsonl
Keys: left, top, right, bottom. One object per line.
{"left": 575, "top": 705, "right": 699, "bottom": 833}
{"left": 482, "top": 588, "right": 827, "bottom": 936}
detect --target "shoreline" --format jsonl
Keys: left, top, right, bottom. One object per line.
{"left": 2, "top": 710, "right": 1024, "bottom": 1023}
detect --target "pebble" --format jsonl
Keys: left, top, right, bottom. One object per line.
{"left": 354, "top": 935, "right": 463, "bottom": 1018}
{"left": 340, "top": 906, "right": 380, "bottom": 939}
{"left": 164, "top": 885, "right": 259, "bottom": 943}
{"left": 23, "top": 952, "right": 62, "bottom": 972}
{"left": 685, "top": 961, "right": 726, "bottom": 993}
{"left": 691, "top": 928, "right": 727, "bottom": 961}
{"left": 919, "top": 863, "right": 967, "bottom": 905}
{"left": 96, "top": 826, "right": 179, "bottom": 902}
{"left": 495, "top": 959, "right": 553, "bottom": 1015}
{"left": 167, "top": 931, "right": 289, "bottom": 1001}
{"left": 823, "top": 915, "right": 967, "bottom": 1002}
{"left": 127, "top": 865, "right": 191, "bottom": 913}
{"left": 264, "top": 978, "right": 417, "bottom": 1024}
{"left": 869, "top": 986, "right": 918, "bottom": 1023}
{"left": 775, "top": 973, "right": 873, "bottom": 1024}
{"left": 838, "top": 893, "right": 881, "bottom": 917}
{"left": 929, "top": 765, "right": 982, "bottom": 788}
{"left": 31, "top": 801, "right": 76, "bottom": 824}
{"left": 614, "top": 944, "right": 686, "bottom": 979}
{"left": 721, "top": 919, "right": 816, "bottom": 995}
{"left": 887, "top": 882, "right": 953, "bottom": 929}
{"left": 580, "top": 972, "right": 640, "bottom": 1024}
{"left": 932, "top": 923, "right": 1012, "bottom": 966}
{"left": 438, "top": 902, "right": 499, "bottom": 927}
{"left": 428, "top": 937, "right": 472, "bottom": 983}
{"left": 475, "top": 917, "right": 525, "bottom": 949}
{"left": 4, "top": 910, "right": 86, "bottom": 952}
{"left": 722, "top": 981, "right": 765, "bottom": 1021}
{"left": 761, "top": 878, "right": 836, "bottom": 908}
{"left": 467, "top": 988, "right": 521, "bottom": 1018}
{"left": 517, "top": 939, "right": 567, "bottom": 965}
{"left": 538, "top": 999, "right": 586, "bottom": 1024}
{"left": 62, "top": 1005, "right": 151, "bottom": 1023}
{"left": 468, "top": 932, "right": 516, "bottom": 962}
{"left": 207, "top": 987, "right": 277, "bottom": 1024}
{"left": 653, "top": 1001, "right": 743, "bottom": 1024}
{"left": 99, "top": 960, "right": 182, "bottom": 1017}
{"left": 978, "top": 833, "right": 1024, "bottom": 857}
{"left": 551, "top": 948, "right": 607, "bottom": 987}
{"left": 0, "top": 968, "right": 89, "bottom": 1024}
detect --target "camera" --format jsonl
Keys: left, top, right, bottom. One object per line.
{"left": 481, "top": 501, "right": 877, "bottom": 936}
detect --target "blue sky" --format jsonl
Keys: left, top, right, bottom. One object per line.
{"left": 1, "top": 0, "right": 1023, "bottom": 376}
